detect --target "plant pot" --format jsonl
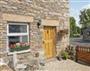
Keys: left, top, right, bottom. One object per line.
{"left": 56, "top": 56, "right": 61, "bottom": 61}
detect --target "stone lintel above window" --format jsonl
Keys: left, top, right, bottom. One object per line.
{"left": 2, "top": 13, "right": 34, "bottom": 22}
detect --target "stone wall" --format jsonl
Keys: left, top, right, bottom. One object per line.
{"left": 0, "top": 12, "right": 7, "bottom": 52}
{"left": 0, "top": 0, "right": 69, "bottom": 50}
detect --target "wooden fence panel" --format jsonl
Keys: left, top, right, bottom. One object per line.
{"left": 76, "top": 46, "right": 90, "bottom": 64}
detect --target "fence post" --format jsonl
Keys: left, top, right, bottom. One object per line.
{"left": 75, "top": 46, "right": 78, "bottom": 62}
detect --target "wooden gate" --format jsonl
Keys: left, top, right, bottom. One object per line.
{"left": 76, "top": 46, "right": 90, "bottom": 64}
{"left": 43, "top": 26, "right": 56, "bottom": 59}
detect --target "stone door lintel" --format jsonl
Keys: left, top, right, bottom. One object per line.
{"left": 42, "top": 19, "right": 59, "bottom": 26}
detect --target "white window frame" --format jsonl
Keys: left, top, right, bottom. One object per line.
{"left": 25, "top": 0, "right": 32, "bottom": 3}
{"left": 7, "top": 22, "right": 29, "bottom": 53}
{"left": 42, "top": 0, "right": 56, "bottom": 2}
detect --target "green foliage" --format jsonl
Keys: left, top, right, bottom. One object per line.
{"left": 73, "top": 34, "right": 80, "bottom": 37}
{"left": 61, "top": 51, "right": 69, "bottom": 60}
{"left": 79, "top": 9, "right": 90, "bottom": 28}
{"left": 16, "top": 45, "right": 21, "bottom": 48}
{"left": 10, "top": 46, "right": 30, "bottom": 52}
{"left": 70, "top": 17, "right": 81, "bottom": 37}
{"left": 76, "top": 26, "right": 81, "bottom": 34}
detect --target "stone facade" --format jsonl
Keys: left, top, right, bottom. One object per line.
{"left": 0, "top": 0, "right": 69, "bottom": 70}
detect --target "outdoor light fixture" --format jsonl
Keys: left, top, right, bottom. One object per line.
{"left": 37, "top": 19, "right": 41, "bottom": 28}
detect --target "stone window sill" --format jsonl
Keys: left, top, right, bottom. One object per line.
{"left": 8, "top": 49, "right": 31, "bottom": 55}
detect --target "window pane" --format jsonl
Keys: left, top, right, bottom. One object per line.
{"left": 22, "top": 36, "right": 28, "bottom": 43}
{"left": 9, "top": 36, "right": 20, "bottom": 43}
{"left": 8, "top": 36, "right": 28, "bottom": 48}
{"left": 9, "top": 36, "right": 20, "bottom": 48}
{"left": 8, "top": 36, "right": 29, "bottom": 52}
{"left": 9, "top": 25, "right": 27, "bottom": 33}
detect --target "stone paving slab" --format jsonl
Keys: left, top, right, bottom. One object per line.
{"left": 38, "top": 59, "right": 90, "bottom": 71}
{"left": 0, "top": 65, "right": 13, "bottom": 71}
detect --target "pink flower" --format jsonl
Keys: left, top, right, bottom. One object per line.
{"left": 16, "top": 43, "right": 20, "bottom": 46}
{"left": 19, "top": 43, "right": 25, "bottom": 47}
{"left": 25, "top": 43, "right": 30, "bottom": 46}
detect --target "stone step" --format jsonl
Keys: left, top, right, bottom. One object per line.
{"left": 45, "top": 58, "right": 56, "bottom": 63}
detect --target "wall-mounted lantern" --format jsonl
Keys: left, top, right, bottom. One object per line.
{"left": 37, "top": 19, "right": 41, "bottom": 28}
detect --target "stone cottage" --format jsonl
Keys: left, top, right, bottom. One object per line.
{"left": 0, "top": 0, "right": 69, "bottom": 69}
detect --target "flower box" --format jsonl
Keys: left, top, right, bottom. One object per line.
{"left": 9, "top": 43, "right": 30, "bottom": 52}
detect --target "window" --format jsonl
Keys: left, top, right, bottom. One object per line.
{"left": 7, "top": 23, "right": 30, "bottom": 52}
{"left": 12, "top": 0, "right": 32, "bottom": 3}
{"left": 42, "top": 0, "right": 56, "bottom": 2}
{"left": 25, "top": 0, "right": 32, "bottom": 2}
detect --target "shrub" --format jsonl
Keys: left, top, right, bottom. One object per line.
{"left": 61, "top": 51, "right": 69, "bottom": 60}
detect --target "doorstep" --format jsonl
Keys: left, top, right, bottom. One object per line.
{"left": 45, "top": 58, "right": 56, "bottom": 63}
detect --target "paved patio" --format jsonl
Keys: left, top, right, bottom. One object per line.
{"left": 39, "top": 59, "right": 90, "bottom": 71}
{"left": 0, "top": 65, "right": 13, "bottom": 71}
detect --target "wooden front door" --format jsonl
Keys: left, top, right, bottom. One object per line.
{"left": 43, "top": 26, "right": 56, "bottom": 59}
